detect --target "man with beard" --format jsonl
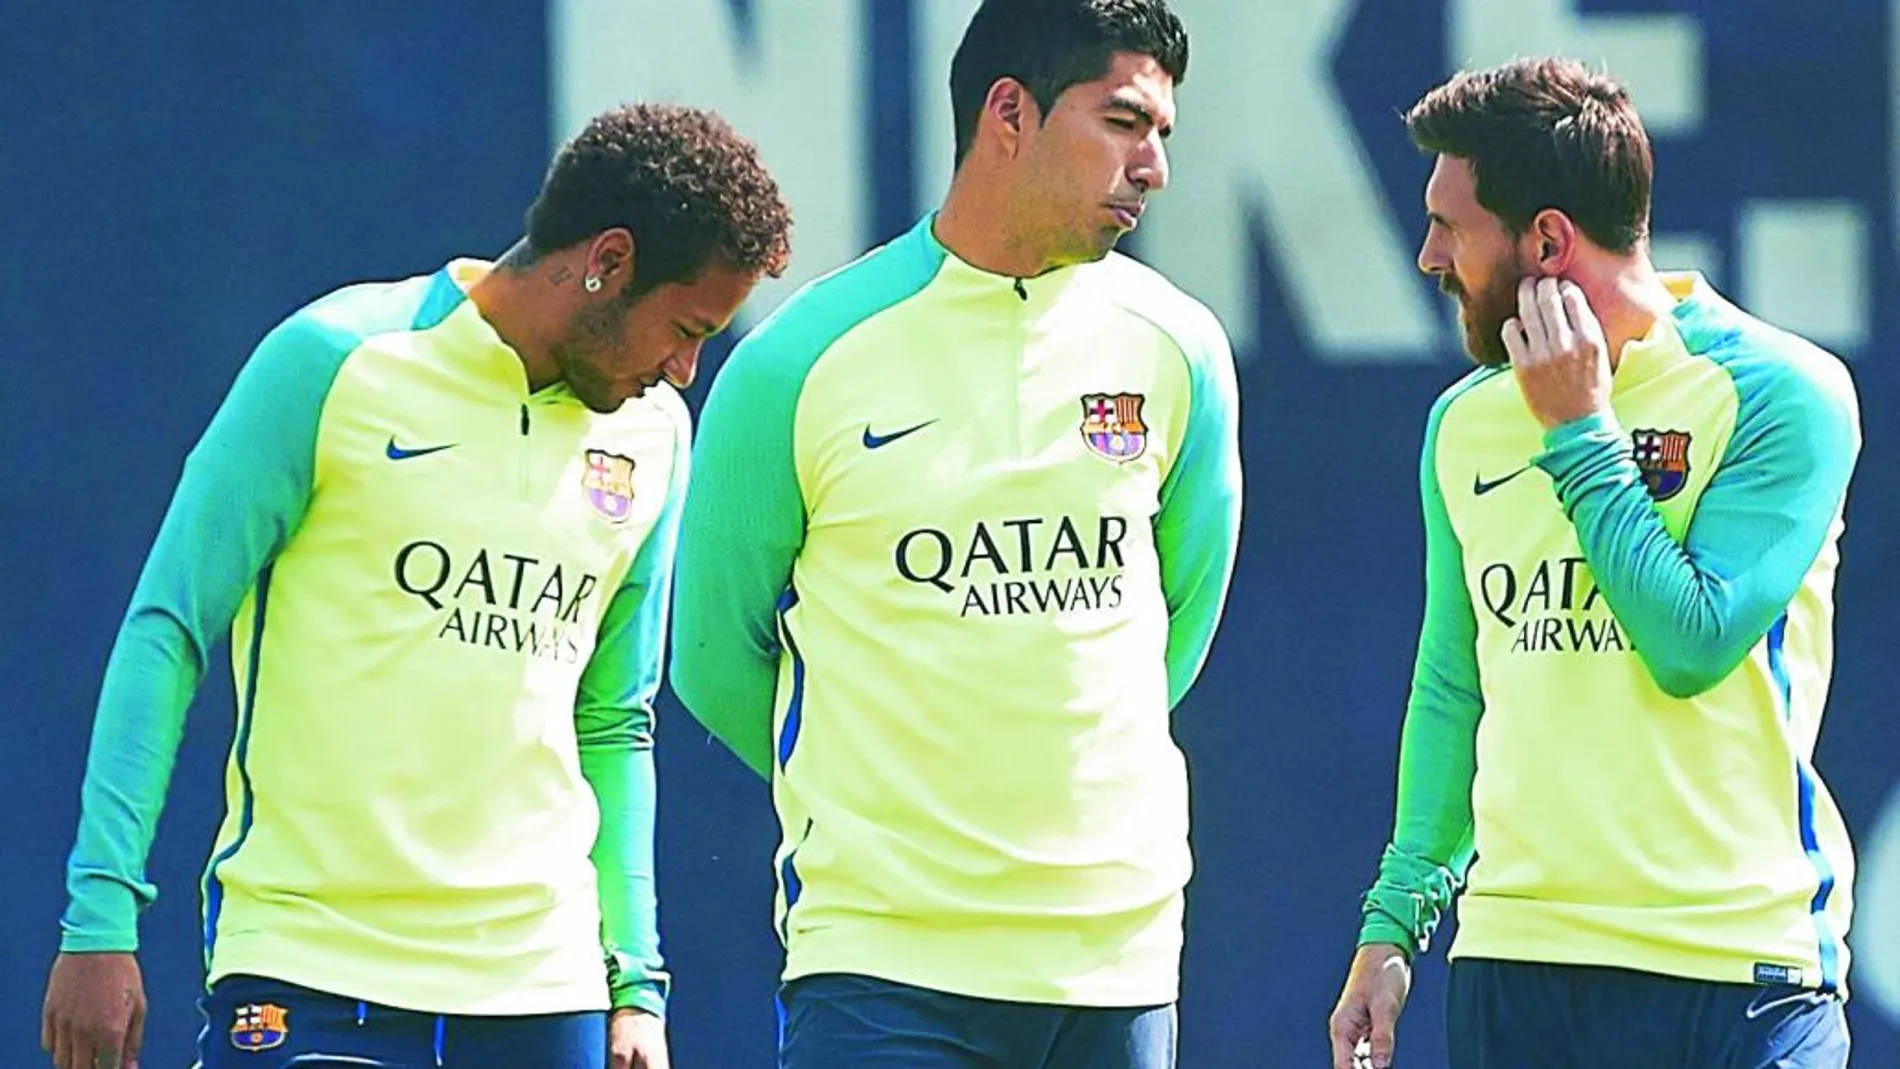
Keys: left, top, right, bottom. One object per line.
{"left": 41, "top": 103, "right": 791, "bottom": 1069}
{"left": 1328, "top": 58, "right": 1861, "bottom": 1069}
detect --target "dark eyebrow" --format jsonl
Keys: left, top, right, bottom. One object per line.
{"left": 1106, "top": 95, "right": 1172, "bottom": 139}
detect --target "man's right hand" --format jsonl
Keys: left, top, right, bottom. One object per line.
{"left": 42, "top": 952, "right": 146, "bottom": 1069}
{"left": 1328, "top": 942, "right": 1412, "bottom": 1069}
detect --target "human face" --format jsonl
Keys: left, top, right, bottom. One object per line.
{"left": 1018, "top": 50, "right": 1175, "bottom": 267}
{"left": 552, "top": 260, "right": 758, "bottom": 412}
{"left": 1418, "top": 155, "right": 1533, "bottom": 367}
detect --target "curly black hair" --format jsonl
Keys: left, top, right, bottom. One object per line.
{"left": 524, "top": 103, "right": 793, "bottom": 296}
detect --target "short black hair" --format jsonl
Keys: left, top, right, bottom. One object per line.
{"left": 524, "top": 103, "right": 793, "bottom": 296}
{"left": 1406, "top": 57, "right": 1652, "bottom": 254}
{"left": 950, "top": 0, "right": 1189, "bottom": 163}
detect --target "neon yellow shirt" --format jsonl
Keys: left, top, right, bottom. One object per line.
{"left": 60, "top": 261, "right": 682, "bottom": 1016}
{"left": 1360, "top": 275, "right": 1861, "bottom": 994}
{"left": 672, "top": 215, "right": 1243, "bottom": 1006}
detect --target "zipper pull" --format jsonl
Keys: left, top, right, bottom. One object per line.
{"left": 1013, "top": 277, "right": 1028, "bottom": 301}
{"left": 520, "top": 404, "right": 530, "bottom": 435}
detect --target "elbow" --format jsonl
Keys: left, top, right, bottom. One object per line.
{"left": 1640, "top": 643, "right": 1741, "bottom": 699}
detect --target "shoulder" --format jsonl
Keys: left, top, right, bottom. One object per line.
{"left": 1088, "top": 252, "right": 1231, "bottom": 368}
{"left": 727, "top": 222, "right": 947, "bottom": 383}
{"left": 252, "top": 270, "right": 448, "bottom": 376}
{"left": 1428, "top": 364, "right": 1510, "bottom": 438}
{"left": 1675, "top": 283, "right": 1860, "bottom": 437}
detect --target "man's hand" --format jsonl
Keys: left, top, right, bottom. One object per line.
{"left": 608, "top": 1007, "right": 669, "bottom": 1069}
{"left": 42, "top": 952, "right": 146, "bottom": 1069}
{"left": 1328, "top": 943, "right": 1412, "bottom": 1069}
{"left": 1504, "top": 276, "right": 1614, "bottom": 430}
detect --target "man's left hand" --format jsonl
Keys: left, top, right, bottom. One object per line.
{"left": 1503, "top": 276, "right": 1614, "bottom": 430}
{"left": 609, "top": 1008, "right": 669, "bottom": 1069}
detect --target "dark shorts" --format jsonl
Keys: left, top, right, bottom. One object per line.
{"left": 1447, "top": 958, "right": 1850, "bottom": 1069}
{"left": 195, "top": 974, "right": 606, "bottom": 1069}
{"left": 776, "top": 972, "right": 1176, "bottom": 1069}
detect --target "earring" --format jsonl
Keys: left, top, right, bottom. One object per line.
{"left": 584, "top": 276, "right": 603, "bottom": 293}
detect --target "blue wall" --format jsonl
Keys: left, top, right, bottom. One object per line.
{"left": 4, "top": 3, "right": 1897, "bottom": 1067}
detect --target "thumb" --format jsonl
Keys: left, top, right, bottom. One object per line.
{"left": 123, "top": 998, "right": 145, "bottom": 1069}
{"left": 1367, "top": 993, "right": 1401, "bottom": 1069}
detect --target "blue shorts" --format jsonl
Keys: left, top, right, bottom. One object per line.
{"left": 195, "top": 974, "right": 606, "bottom": 1069}
{"left": 1447, "top": 958, "right": 1850, "bottom": 1069}
{"left": 776, "top": 972, "right": 1176, "bottom": 1069}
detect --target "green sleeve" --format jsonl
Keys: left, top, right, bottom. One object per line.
{"left": 1154, "top": 317, "right": 1243, "bottom": 707}
{"left": 574, "top": 408, "right": 688, "bottom": 1017}
{"left": 668, "top": 339, "right": 810, "bottom": 779}
{"left": 1358, "top": 383, "right": 1485, "bottom": 957}
{"left": 60, "top": 312, "right": 353, "bottom": 952}
{"left": 1536, "top": 346, "right": 1860, "bottom": 699}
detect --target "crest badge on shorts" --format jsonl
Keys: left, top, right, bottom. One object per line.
{"left": 1631, "top": 428, "right": 1692, "bottom": 502}
{"left": 1080, "top": 393, "right": 1148, "bottom": 463}
{"left": 230, "top": 1003, "right": 289, "bottom": 1052}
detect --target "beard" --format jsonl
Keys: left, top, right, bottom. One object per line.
{"left": 551, "top": 300, "right": 631, "bottom": 413}
{"left": 1444, "top": 265, "right": 1523, "bottom": 368}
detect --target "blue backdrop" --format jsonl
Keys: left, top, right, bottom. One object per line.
{"left": 4, "top": 3, "right": 1897, "bottom": 1067}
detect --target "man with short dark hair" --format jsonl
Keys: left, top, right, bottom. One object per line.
{"left": 670, "top": 1, "right": 1241, "bottom": 1067}
{"left": 41, "top": 102, "right": 791, "bottom": 1069}
{"left": 1329, "top": 57, "right": 1860, "bottom": 1069}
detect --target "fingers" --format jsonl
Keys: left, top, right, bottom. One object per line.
{"left": 124, "top": 998, "right": 145, "bottom": 1069}
{"left": 1328, "top": 1002, "right": 1368, "bottom": 1069}
{"left": 1535, "top": 277, "right": 1574, "bottom": 354}
{"left": 1367, "top": 994, "right": 1401, "bottom": 1069}
{"left": 1560, "top": 282, "right": 1607, "bottom": 350}
{"left": 1500, "top": 315, "right": 1530, "bottom": 366}
{"left": 1515, "top": 278, "right": 1550, "bottom": 358}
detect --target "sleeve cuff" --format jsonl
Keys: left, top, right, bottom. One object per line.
{"left": 610, "top": 976, "right": 670, "bottom": 1017}
{"left": 59, "top": 875, "right": 146, "bottom": 953}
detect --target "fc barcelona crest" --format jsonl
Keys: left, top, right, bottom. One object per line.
{"left": 1080, "top": 393, "right": 1148, "bottom": 463}
{"left": 230, "top": 1002, "right": 289, "bottom": 1052}
{"left": 581, "top": 449, "right": 638, "bottom": 524}
{"left": 1631, "top": 428, "right": 1692, "bottom": 502}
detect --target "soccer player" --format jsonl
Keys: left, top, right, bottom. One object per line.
{"left": 669, "top": 2, "right": 1240, "bottom": 1067}
{"left": 1328, "top": 58, "right": 1861, "bottom": 1069}
{"left": 40, "top": 103, "right": 791, "bottom": 1069}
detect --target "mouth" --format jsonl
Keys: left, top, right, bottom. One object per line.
{"left": 1107, "top": 201, "right": 1145, "bottom": 229}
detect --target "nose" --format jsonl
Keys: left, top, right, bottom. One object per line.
{"left": 1418, "top": 231, "right": 1449, "bottom": 277}
{"left": 1129, "top": 135, "right": 1168, "bottom": 194}
{"left": 662, "top": 342, "right": 704, "bottom": 390}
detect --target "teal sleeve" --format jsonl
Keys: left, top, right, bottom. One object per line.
{"left": 1155, "top": 321, "right": 1243, "bottom": 708}
{"left": 1535, "top": 355, "right": 1860, "bottom": 700}
{"left": 669, "top": 342, "right": 810, "bottom": 780}
{"left": 61, "top": 313, "right": 352, "bottom": 952}
{"left": 575, "top": 411, "right": 688, "bottom": 1017}
{"left": 1358, "top": 387, "right": 1484, "bottom": 957}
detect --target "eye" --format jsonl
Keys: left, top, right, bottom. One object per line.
{"left": 1106, "top": 115, "right": 1138, "bottom": 131}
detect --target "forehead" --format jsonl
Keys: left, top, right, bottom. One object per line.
{"left": 1425, "top": 155, "right": 1480, "bottom": 216}
{"left": 1067, "top": 50, "right": 1176, "bottom": 122}
{"left": 658, "top": 262, "right": 758, "bottom": 316}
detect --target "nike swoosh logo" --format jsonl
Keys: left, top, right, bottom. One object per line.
{"left": 1472, "top": 466, "right": 1532, "bottom": 496}
{"left": 386, "top": 437, "right": 457, "bottom": 461}
{"left": 862, "top": 420, "right": 937, "bottom": 450}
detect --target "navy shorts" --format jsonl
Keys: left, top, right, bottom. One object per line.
{"left": 195, "top": 974, "right": 606, "bottom": 1069}
{"left": 776, "top": 972, "right": 1176, "bottom": 1069}
{"left": 1447, "top": 958, "right": 1850, "bottom": 1069}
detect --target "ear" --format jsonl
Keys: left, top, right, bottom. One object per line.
{"left": 1528, "top": 209, "right": 1578, "bottom": 276}
{"left": 585, "top": 228, "right": 638, "bottom": 294}
{"left": 983, "top": 77, "right": 1041, "bottom": 157}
